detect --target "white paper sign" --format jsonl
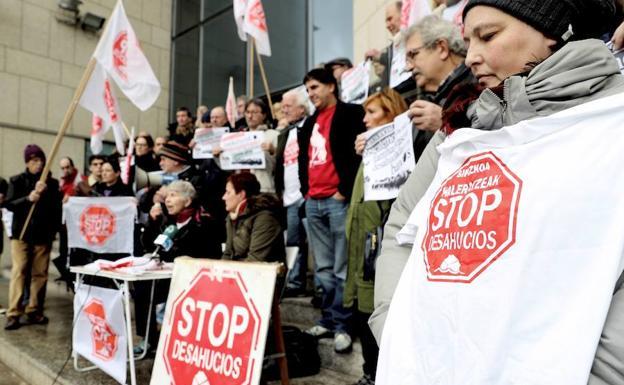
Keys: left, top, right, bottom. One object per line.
{"left": 1, "top": 208, "right": 13, "bottom": 238}
{"left": 363, "top": 113, "right": 415, "bottom": 201}
{"left": 193, "top": 127, "right": 230, "bottom": 159}
{"left": 64, "top": 197, "right": 137, "bottom": 254}
{"left": 377, "top": 92, "right": 624, "bottom": 385}
{"left": 341, "top": 61, "right": 371, "bottom": 104}
{"left": 219, "top": 131, "right": 266, "bottom": 170}
{"left": 390, "top": 40, "right": 412, "bottom": 88}
{"left": 150, "top": 258, "right": 279, "bottom": 385}
{"left": 73, "top": 285, "right": 127, "bottom": 384}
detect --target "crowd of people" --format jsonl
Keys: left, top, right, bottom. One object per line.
{"left": 2, "top": 0, "right": 624, "bottom": 384}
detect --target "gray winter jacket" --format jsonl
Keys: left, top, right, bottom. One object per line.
{"left": 370, "top": 39, "right": 624, "bottom": 384}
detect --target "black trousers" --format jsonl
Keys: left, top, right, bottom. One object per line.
{"left": 356, "top": 310, "right": 379, "bottom": 377}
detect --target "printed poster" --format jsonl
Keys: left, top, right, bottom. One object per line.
{"left": 219, "top": 131, "right": 266, "bottom": 170}
{"left": 193, "top": 127, "right": 230, "bottom": 159}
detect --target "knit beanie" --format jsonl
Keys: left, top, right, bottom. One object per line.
{"left": 24, "top": 144, "right": 46, "bottom": 163}
{"left": 462, "top": 0, "right": 616, "bottom": 43}
{"left": 157, "top": 141, "right": 192, "bottom": 165}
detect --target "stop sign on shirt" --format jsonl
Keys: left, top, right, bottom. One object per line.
{"left": 422, "top": 152, "right": 522, "bottom": 283}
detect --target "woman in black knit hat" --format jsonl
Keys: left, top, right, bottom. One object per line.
{"left": 373, "top": 1, "right": 624, "bottom": 384}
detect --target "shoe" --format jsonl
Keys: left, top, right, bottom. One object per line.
{"left": 334, "top": 332, "right": 352, "bottom": 353}
{"left": 283, "top": 287, "right": 305, "bottom": 298}
{"left": 25, "top": 313, "right": 49, "bottom": 325}
{"left": 305, "top": 325, "right": 333, "bottom": 338}
{"left": 133, "top": 339, "right": 151, "bottom": 355}
{"left": 353, "top": 373, "right": 375, "bottom": 385}
{"left": 4, "top": 317, "right": 21, "bottom": 330}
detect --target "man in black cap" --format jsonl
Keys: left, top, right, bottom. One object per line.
{"left": 4, "top": 144, "right": 62, "bottom": 330}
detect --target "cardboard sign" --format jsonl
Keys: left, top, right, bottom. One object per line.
{"left": 151, "top": 258, "right": 279, "bottom": 385}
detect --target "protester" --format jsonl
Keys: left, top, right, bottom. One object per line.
{"left": 222, "top": 173, "right": 285, "bottom": 263}
{"left": 235, "top": 95, "right": 248, "bottom": 131}
{"left": 0, "top": 177, "right": 8, "bottom": 256}
{"left": 325, "top": 57, "right": 353, "bottom": 82}
{"left": 135, "top": 134, "right": 160, "bottom": 172}
{"left": 93, "top": 157, "right": 134, "bottom": 197}
{"left": 364, "top": 2, "right": 404, "bottom": 89}
{"left": 154, "top": 135, "right": 168, "bottom": 154}
{"left": 135, "top": 180, "right": 222, "bottom": 353}
{"left": 4, "top": 144, "right": 62, "bottom": 330}
{"left": 209, "top": 106, "right": 230, "bottom": 128}
{"left": 195, "top": 105, "right": 208, "bottom": 128}
{"left": 374, "top": 1, "right": 624, "bottom": 383}
{"left": 87, "top": 154, "right": 105, "bottom": 186}
{"left": 346, "top": 88, "right": 407, "bottom": 385}
{"left": 169, "top": 106, "right": 195, "bottom": 145}
{"left": 274, "top": 89, "right": 310, "bottom": 297}
{"left": 299, "top": 68, "right": 366, "bottom": 353}
{"left": 58, "top": 157, "right": 85, "bottom": 203}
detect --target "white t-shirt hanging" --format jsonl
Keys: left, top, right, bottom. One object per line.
{"left": 377, "top": 92, "right": 624, "bottom": 385}
{"left": 282, "top": 126, "right": 303, "bottom": 206}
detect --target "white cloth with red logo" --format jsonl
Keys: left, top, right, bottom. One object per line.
{"left": 64, "top": 197, "right": 137, "bottom": 255}
{"left": 73, "top": 284, "right": 127, "bottom": 384}
{"left": 376, "top": 92, "right": 624, "bottom": 385}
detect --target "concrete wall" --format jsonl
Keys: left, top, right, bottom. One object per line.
{"left": 353, "top": 0, "right": 397, "bottom": 64}
{"left": 0, "top": 0, "right": 172, "bottom": 179}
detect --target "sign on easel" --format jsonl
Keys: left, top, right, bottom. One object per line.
{"left": 150, "top": 258, "right": 279, "bottom": 385}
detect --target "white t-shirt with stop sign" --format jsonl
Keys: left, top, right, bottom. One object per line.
{"left": 377, "top": 92, "right": 624, "bottom": 385}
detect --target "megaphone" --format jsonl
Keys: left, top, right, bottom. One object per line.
{"left": 135, "top": 169, "right": 179, "bottom": 190}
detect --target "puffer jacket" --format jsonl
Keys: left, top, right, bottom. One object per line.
{"left": 370, "top": 39, "right": 624, "bottom": 384}
{"left": 223, "top": 193, "right": 285, "bottom": 263}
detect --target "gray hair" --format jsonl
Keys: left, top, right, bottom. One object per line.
{"left": 282, "top": 89, "right": 310, "bottom": 116}
{"left": 167, "top": 180, "right": 197, "bottom": 201}
{"left": 404, "top": 15, "right": 466, "bottom": 57}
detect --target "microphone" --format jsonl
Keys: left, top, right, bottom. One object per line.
{"left": 151, "top": 225, "right": 179, "bottom": 262}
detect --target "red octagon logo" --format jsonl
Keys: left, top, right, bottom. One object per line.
{"left": 422, "top": 152, "right": 522, "bottom": 283}
{"left": 163, "top": 269, "right": 261, "bottom": 385}
{"left": 80, "top": 205, "right": 116, "bottom": 246}
{"left": 84, "top": 299, "right": 118, "bottom": 361}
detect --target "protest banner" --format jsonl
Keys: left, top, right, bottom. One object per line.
{"left": 340, "top": 61, "right": 371, "bottom": 104}
{"left": 389, "top": 39, "right": 412, "bottom": 88}
{"left": 64, "top": 197, "right": 137, "bottom": 254}
{"left": 150, "top": 258, "right": 279, "bottom": 385}
{"left": 193, "top": 127, "right": 230, "bottom": 159}
{"left": 219, "top": 131, "right": 266, "bottom": 170}
{"left": 1, "top": 208, "right": 13, "bottom": 238}
{"left": 74, "top": 284, "right": 127, "bottom": 384}
{"left": 377, "top": 92, "right": 624, "bottom": 385}
{"left": 362, "top": 113, "right": 415, "bottom": 201}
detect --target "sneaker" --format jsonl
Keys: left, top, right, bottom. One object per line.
{"left": 25, "top": 313, "right": 49, "bottom": 325}
{"left": 305, "top": 325, "right": 333, "bottom": 338}
{"left": 334, "top": 332, "right": 352, "bottom": 353}
{"left": 4, "top": 317, "right": 21, "bottom": 330}
{"left": 133, "top": 339, "right": 151, "bottom": 355}
{"left": 353, "top": 373, "right": 375, "bottom": 385}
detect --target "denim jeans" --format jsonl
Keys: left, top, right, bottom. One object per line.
{"left": 286, "top": 197, "right": 307, "bottom": 290}
{"left": 305, "top": 197, "right": 352, "bottom": 333}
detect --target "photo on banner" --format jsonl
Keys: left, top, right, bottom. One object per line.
{"left": 362, "top": 112, "right": 415, "bottom": 201}
{"left": 193, "top": 127, "right": 230, "bottom": 159}
{"left": 219, "top": 131, "right": 266, "bottom": 170}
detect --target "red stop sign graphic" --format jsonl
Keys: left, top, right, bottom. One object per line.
{"left": 80, "top": 205, "right": 116, "bottom": 246}
{"left": 422, "top": 152, "right": 522, "bottom": 283}
{"left": 84, "top": 299, "right": 118, "bottom": 361}
{"left": 163, "top": 269, "right": 261, "bottom": 385}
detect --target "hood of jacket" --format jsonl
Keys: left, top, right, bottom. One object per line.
{"left": 241, "top": 193, "right": 282, "bottom": 217}
{"left": 468, "top": 39, "right": 624, "bottom": 131}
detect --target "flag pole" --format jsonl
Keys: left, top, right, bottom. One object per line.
{"left": 19, "top": 57, "right": 98, "bottom": 240}
{"left": 254, "top": 39, "right": 275, "bottom": 119}
{"left": 249, "top": 36, "right": 255, "bottom": 98}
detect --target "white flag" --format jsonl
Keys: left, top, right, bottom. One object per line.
{"left": 400, "top": 0, "right": 432, "bottom": 29}
{"left": 73, "top": 285, "right": 127, "bottom": 384}
{"left": 225, "top": 77, "right": 238, "bottom": 127}
{"left": 243, "top": 0, "right": 271, "bottom": 56}
{"left": 93, "top": 0, "right": 161, "bottom": 111}
{"left": 80, "top": 61, "right": 126, "bottom": 155}
{"left": 233, "top": 0, "right": 248, "bottom": 41}
{"left": 64, "top": 197, "right": 137, "bottom": 254}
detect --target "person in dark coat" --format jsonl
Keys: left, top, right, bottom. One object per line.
{"left": 134, "top": 180, "right": 222, "bottom": 353}
{"left": 4, "top": 144, "right": 62, "bottom": 330}
{"left": 0, "top": 176, "right": 8, "bottom": 255}
{"left": 93, "top": 157, "right": 134, "bottom": 197}
{"left": 134, "top": 134, "right": 160, "bottom": 172}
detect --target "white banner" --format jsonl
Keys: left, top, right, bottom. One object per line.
{"left": 363, "top": 113, "right": 415, "bottom": 201}
{"left": 219, "top": 131, "right": 266, "bottom": 170}
{"left": 340, "top": 61, "right": 371, "bottom": 104}
{"left": 64, "top": 197, "right": 137, "bottom": 254}
{"left": 243, "top": 0, "right": 271, "bottom": 56}
{"left": 400, "top": 0, "right": 432, "bottom": 29}
{"left": 150, "top": 258, "right": 278, "bottom": 385}
{"left": 1, "top": 208, "right": 13, "bottom": 238}
{"left": 73, "top": 284, "right": 127, "bottom": 384}
{"left": 193, "top": 127, "right": 230, "bottom": 159}
{"left": 389, "top": 40, "right": 412, "bottom": 88}
{"left": 377, "top": 92, "right": 624, "bottom": 384}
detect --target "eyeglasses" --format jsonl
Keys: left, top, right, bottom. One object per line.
{"left": 245, "top": 110, "right": 263, "bottom": 115}
{"left": 406, "top": 44, "right": 427, "bottom": 62}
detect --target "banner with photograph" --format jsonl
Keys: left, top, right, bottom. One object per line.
{"left": 193, "top": 127, "right": 230, "bottom": 159}
{"left": 219, "top": 131, "right": 266, "bottom": 170}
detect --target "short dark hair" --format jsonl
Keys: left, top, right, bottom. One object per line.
{"left": 88, "top": 154, "right": 106, "bottom": 165}
{"left": 303, "top": 68, "right": 339, "bottom": 98}
{"left": 396, "top": 1, "right": 403, "bottom": 12}
{"left": 176, "top": 106, "right": 192, "bottom": 118}
{"left": 136, "top": 134, "right": 155, "bottom": 148}
{"left": 103, "top": 156, "right": 121, "bottom": 173}
{"left": 245, "top": 98, "right": 271, "bottom": 122}
{"left": 227, "top": 173, "right": 260, "bottom": 198}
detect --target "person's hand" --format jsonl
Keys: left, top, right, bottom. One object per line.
{"left": 332, "top": 191, "right": 346, "bottom": 201}
{"left": 149, "top": 203, "right": 163, "bottom": 220}
{"left": 153, "top": 186, "right": 168, "bottom": 203}
{"left": 613, "top": 21, "right": 624, "bottom": 50}
{"left": 354, "top": 133, "right": 367, "bottom": 156}
{"left": 261, "top": 142, "right": 275, "bottom": 155}
{"left": 28, "top": 190, "right": 40, "bottom": 203}
{"left": 34, "top": 181, "right": 47, "bottom": 194}
{"left": 365, "top": 48, "right": 381, "bottom": 61}
{"left": 408, "top": 100, "right": 443, "bottom": 132}
{"left": 188, "top": 139, "right": 196, "bottom": 148}
{"left": 212, "top": 146, "right": 222, "bottom": 157}
{"left": 62, "top": 194, "right": 70, "bottom": 204}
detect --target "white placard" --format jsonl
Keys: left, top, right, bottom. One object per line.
{"left": 1, "top": 208, "right": 13, "bottom": 238}
{"left": 341, "top": 61, "right": 371, "bottom": 104}
{"left": 363, "top": 113, "right": 415, "bottom": 201}
{"left": 193, "top": 127, "right": 230, "bottom": 159}
{"left": 219, "top": 131, "right": 267, "bottom": 170}
{"left": 390, "top": 40, "right": 412, "bottom": 88}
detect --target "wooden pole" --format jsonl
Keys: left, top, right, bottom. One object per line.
{"left": 19, "top": 57, "right": 98, "bottom": 240}
{"left": 254, "top": 40, "right": 275, "bottom": 119}
{"left": 249, "top": 37, "right": 255, "bottom": 98}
